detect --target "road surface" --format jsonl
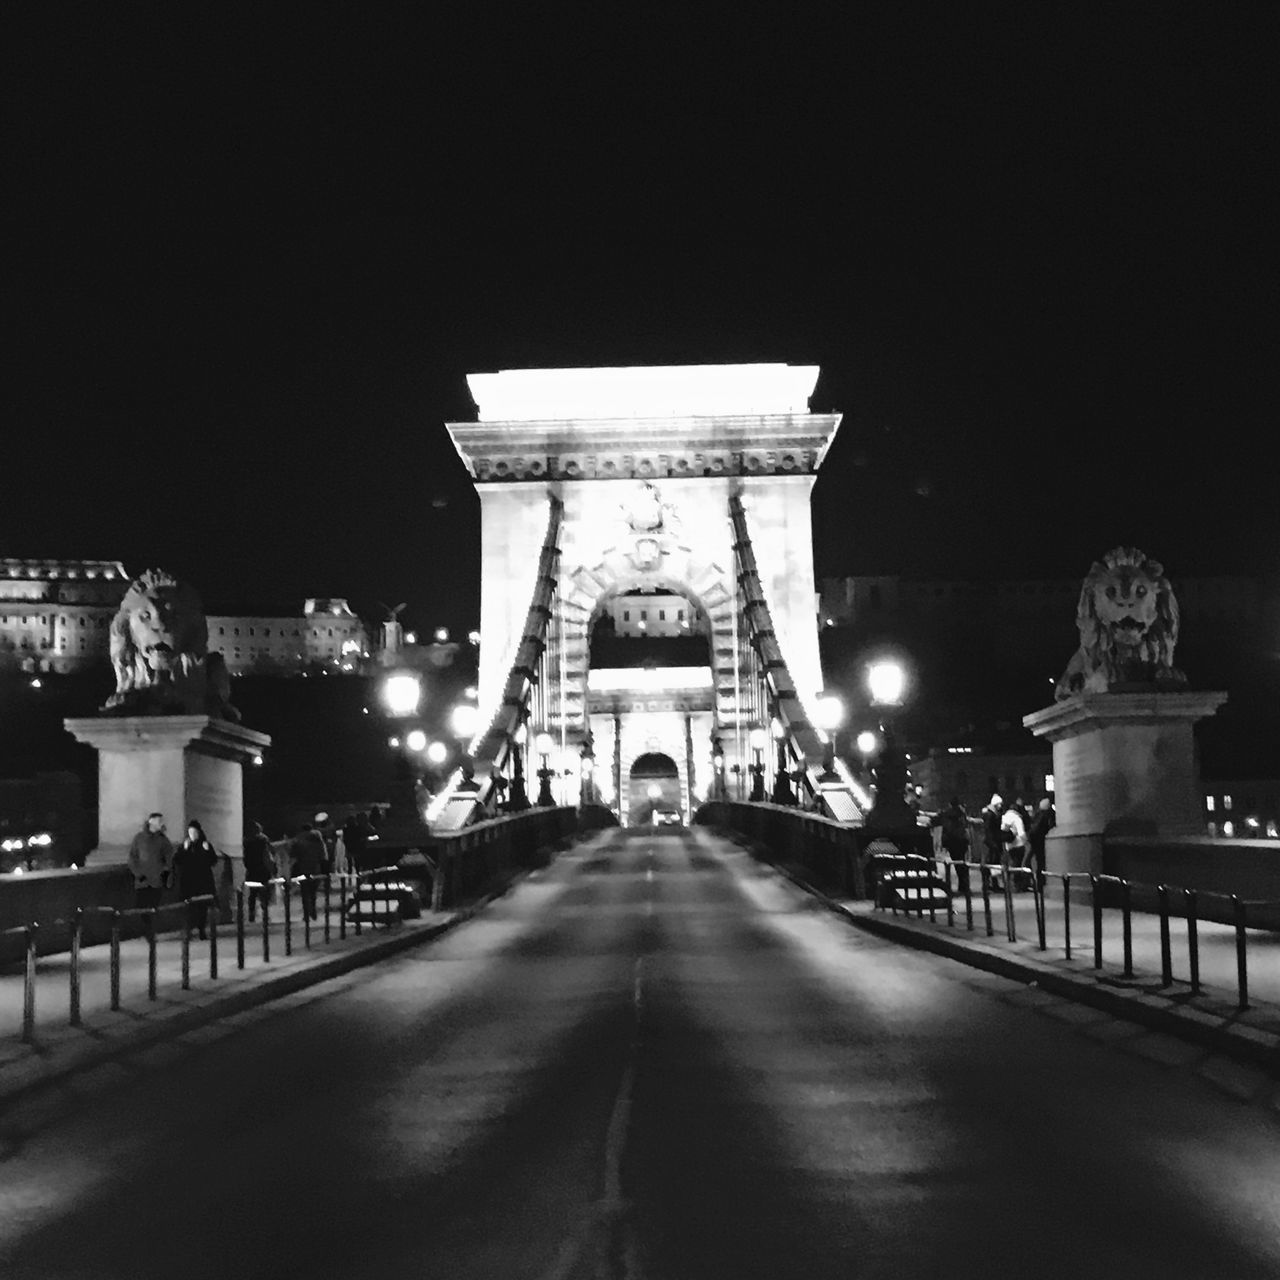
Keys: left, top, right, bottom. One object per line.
{"left": 1, "top": 828, "right": 1277, "bottom": 1278}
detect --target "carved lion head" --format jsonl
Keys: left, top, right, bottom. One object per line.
{"left": 109, "top": 569, "right": 208, "bottom": 698}
{"left": 1077, "top": 546, "right": 1179, "bottom": 671}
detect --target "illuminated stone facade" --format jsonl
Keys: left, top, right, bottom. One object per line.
{"left": 446, "top": 364, "right": 842, "bottom": 822}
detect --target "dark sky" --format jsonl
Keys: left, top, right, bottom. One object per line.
{"left": 8, "top": 6, "right": 1277, "bottom": 633}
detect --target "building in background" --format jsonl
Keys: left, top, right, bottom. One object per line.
{"left": 0, "top": 560, "right": 371, "bottom": 677}
{"left": 0, "top": 558, "right": 128, "bottom": 673}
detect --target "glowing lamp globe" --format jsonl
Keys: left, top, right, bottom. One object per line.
{"left": 856, "top": 730, "right": 879, "bottom": 756}
{"left": 381, "top": 672, "right": 422, "bottom": 718}
{"left": 867, "top": 661, "right": 906, "bottom": 706}
{"left": 535, "top": 731, "right": 554, "bottom": 758}
{"left": 646, "top": 783, "right": 662, "bottom": 800}
{"left": 748, "top": 726, "right": 768, "bottom": 752}
{"left": 405, "top": 729, "right": 427, "bottom": 753}
{"left": 814, "top": 693, "right": 845, "bottom": 733}
{"left": 426, "top": 741, "right": 448, "bottom": 766}
{"left": 771, "top": 717, "right": 785, "bottom": 741}
{"left": 450, "top": 703, "right": 481, "bottom": 740}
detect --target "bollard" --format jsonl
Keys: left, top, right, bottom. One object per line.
{"left": 1185, "top": 889, "right": 1200, "bottom": 996}
{"left": 182, "top": 923, "right": 191, "bottom": 990}
{"left": 980, "top": 865, "right": 994, "bottom": 937}
{"left": 339, "top": 874, "right": 347, "bottom": 940}
{"left": 110, "top": 909, "right": 122, "bottom": 1011}
{"left": 1034, "top": 868, "right": 1046, "bottom": 951}
{"left": 945, "top": 861, "right": 954, "bottom": 928}
{"left": 929, "top": 861, "right": 937, "bottom": 923}
{"left": 147, "top": 909, "right": 158, "bottom": 1001}
{"left": 1003, "top": 867, "right": 1017, "bottom": 943}
{"left": 354, "top": 874, "right": 363, "bottom": 937}
{"left": 1090, "top": 875, "right": 1103, "bottom": 970}
{"left": 284, "top": 877, "right": 294, "bottom": 956}
{"left": 1233, "top": 895, "right": 1248, "bottom": 1011}
{"left": 963, "top": 863, "right": 974, "bottom": 932}
{"left": 324, "top": 874, "right": 332, "bottom": 943}
{"left": 22, "top": 923, "right": 38, "bottom": 1043}
{"left": 303, "top": 877, "right": 312, "bottom": 949}
{"left": 1062, "top": 875, "right": 1072, "bottom": 961}
{"left": 236, "top": 889, "right": 246, "bottom": 971}
{"left": 209, "top": 904, "right": 218, "bottom": 980}
{"left": 262, "top": 893, "right": 271, "bottom": 963}
{"left": 70, "top": 908, "right": 84, "bottom": 1027}
{"left": 1121, "top": 879, "right": 1134, "bottom": 978}
{"left": 1158, "top": 885, "right": 1173, "bottom": 986}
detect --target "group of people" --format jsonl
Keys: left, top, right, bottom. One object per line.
{"left": 126, "top": 806, "right": 390, "bottom": 930}
{"left": 933, "top": 793, "right": 1055, "bottom": 890}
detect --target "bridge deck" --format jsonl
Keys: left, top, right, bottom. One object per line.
{"left": 0, "top": 829, "right": 1277, "bottom": 1277}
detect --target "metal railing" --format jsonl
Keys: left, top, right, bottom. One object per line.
{"left": 1, "top": 865, "right": 406, "bottom": 1045}
{"left": 872, "top": 853, "right": 1279, "bottom": 1013}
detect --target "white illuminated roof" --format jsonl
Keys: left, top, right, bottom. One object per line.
{"left": 588, "top": 666, "right": 713, "bottom": 693}
{"left": 467, "top": 364, "right": 820, "bottom": 422}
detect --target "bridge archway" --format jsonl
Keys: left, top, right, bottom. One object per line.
{"left": 628, "top": 752, "right": 681, "bottom": 826}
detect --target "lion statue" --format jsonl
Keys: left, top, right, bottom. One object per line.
{"left": 1055, "top": 546, "right": 1186, "bottom": 701}
{"left": 101, "top": 568, "right": 239, "bottom": 720}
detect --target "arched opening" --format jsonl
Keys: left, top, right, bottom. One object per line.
{"left": 629, "top": 752, "right": 681, "bottom": 827}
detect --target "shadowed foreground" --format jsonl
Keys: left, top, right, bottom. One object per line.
{"left": 0, "top": 828, "right": 1277, "bottom": 1279}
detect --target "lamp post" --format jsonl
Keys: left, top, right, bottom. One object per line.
{"left": 535, "top": 730, "right": 555, "bottom": 807}
{"left": 864, "top": 659, "right": 913, "bottom": 833}
{"left": 710, "top": 734, "right": 726, "bottom": 800}
{"left": 814, "top": 692, "right": 845, "bottom": 783}
{"left": 770, "top": 717, "right": 795, "bottom": 805}
{"left": 507, "top": 722, "right": 530, "bottom": 812}
{"left": 579, "top": 736, "right": 596, "bottom": 809}
{"left": 748, "top": 725, "right": 768, "bottom": 801}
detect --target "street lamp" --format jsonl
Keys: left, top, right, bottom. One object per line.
{"left": 864, "top": 659, "right": 913, "bottom": 832}
{"left": 450, "top": 703, "right": 481, "bottom": 742}
{"left": 579, "top": 736, "right": 596, "bottom": 808}
{"left": 710, "top": 734, "right": 726, "bottom": 801}
{"left": 770, "top": 717, "right": 795, "bottom": 805}
{"left": 814, "top": 692, "right": 845, "bottom": 782}
{"left": 381, "top": 671, "right": 422, "bottom": 718}
{"left": 535, "top": 730, "right": 555, "bottom": 807}
{"left": 507, "top": 722, "right": 530, "bottom": 812}
{"left": 855, "top": 729, "right": 878, "bottom": 758}
{"left": 748, "top": 725, "right": 768, "bottom": 801}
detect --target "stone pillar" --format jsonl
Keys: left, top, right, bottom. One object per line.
{"left": 1023, "top": 690, "right": 1226, "bottom": 877}
{"left": 65, "top": 716, "right": 271, "bottom": 866}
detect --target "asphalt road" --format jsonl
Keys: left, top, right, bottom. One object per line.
{"left": 1, "top": 828, "right": 1277, "bottom": 1279}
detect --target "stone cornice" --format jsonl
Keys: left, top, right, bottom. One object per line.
{"left": 445, "top": 413, "right": 842, "bottom": 483}
{"left": 1023, "top": 690, "right": 1228, "bottom": 742}
{"left": 65, "top": 715, "right": 271, "bottom": 762}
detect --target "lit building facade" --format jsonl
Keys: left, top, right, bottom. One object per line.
{"left": 0, "top": 560, "right": 368, "bottom": 676}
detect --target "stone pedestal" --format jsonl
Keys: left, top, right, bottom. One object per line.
{"left": 65, "top": 716, "right": 271, "bottom": 866}
{"left": 1023, "top": 690, "right": 1226, "bottom": 877}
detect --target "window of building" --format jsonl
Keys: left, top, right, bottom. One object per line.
{"left": 233, "top": 628, "right": 240, "bottom": 636}
{"left": 623, "top": 611, "right": 630, "bottom": 621}
{"left": 1223, "top": 795, "right": 1232, "bottom": 811}
{"left": 248, "top": 628, "right": 255, "bottom": 636}
{"left": 677, "top": 609, "right": 685, "bottom": 621}
{"left": 640, "top": 610, "right": 647, "bottom": 621}
{"left": 659, "top": 610, "right": 666, "bottom": 621}
{"left": 1205, "top": 796, "right": 1216, "bottom": 812}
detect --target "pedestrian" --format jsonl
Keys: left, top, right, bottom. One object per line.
{"left": 289, "top": 822, "right": 327, "bottom": 921}
{"left": 175, "top": 820, "right": 218, "bottom": 939}
{"left": 1028, "top": 797, "right": 1055, "bottom": 877}
{"left": 1001, "top": 800, "right": 1030, "bottom": 885}
{"left": 243, "top": 820, "right": 274, "bottom": 922}
{"left": 344, "top": 810, "right": 374, "bottom": 874}
{"left": 127, "top": 812, "right": 174, "bottom": 913}
{"left": 331, "top": 827, "right": 349, "bottom": 878}
{"left": 981, "top": 793, "right": 1007, "bottom": 889}
{"left": 937, "top": 796, "right": 971, "bottom": 893}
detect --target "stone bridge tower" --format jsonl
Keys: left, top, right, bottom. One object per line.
{"left": 445, "top": 364, "right": 845, "bottom": 824}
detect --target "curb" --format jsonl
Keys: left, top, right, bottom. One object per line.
{"left": 0, "top": 872, "right": 522, "bottom": 1115}
{"left": 739, "top": 839, "right": 1280, "bottom": 1079}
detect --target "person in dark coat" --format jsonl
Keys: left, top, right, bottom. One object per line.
{"left": 127, "top": 813, "right": 174, "bottom": 912}
{"left": 936, "top": 797, "right": 971, "bottom": 893}
{"left": 1028, "top": 798, "right": 1056, "bottom": 877}
{"left": 243, "top": 821, "right": 274, "bottom": 922}
{"left": 289, "top": 823, "right": 327, "bottom": 921}
{"left": 175, "top": 820, "right": 218, "bottom": 938}
{"left": 344, "top": 810, "right": 374, "bottom": 874}
{"left": 980, "top": 793, "right": 1008, "bottom": 890}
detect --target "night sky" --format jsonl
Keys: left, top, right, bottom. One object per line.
{"left": 8, "top": 7, "right": 1277, "bottom": 636}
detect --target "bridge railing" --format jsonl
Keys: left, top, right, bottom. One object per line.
{"left": 2, "top": 806, "right": 580, "bottom": 1046}
{"left": 695, "top": 800, "right": 863, "bottom": 897}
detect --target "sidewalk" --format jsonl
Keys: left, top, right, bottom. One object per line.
{"left": 0, "top": 895, "right": 476, "bottom": 1111}
{"left": 764, "top": 857, "right": 1280, "bottom": 1079}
